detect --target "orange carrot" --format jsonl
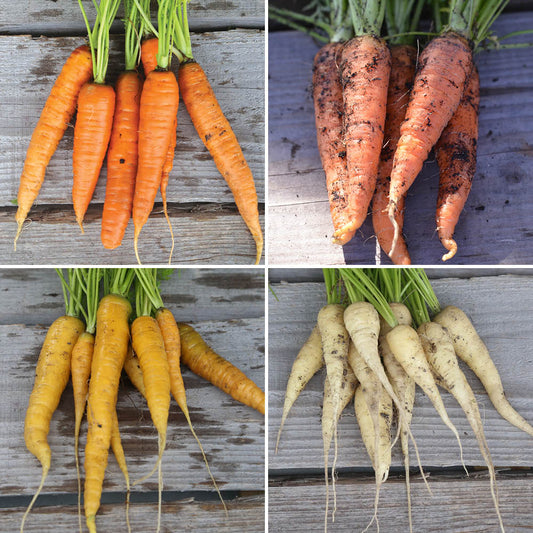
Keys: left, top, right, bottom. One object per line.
{"left": 312, "top": 43, "right": 350, "bottom": 245}
{"left": 372, "top": 44, "right": 416, "bottom": 265}
{"left": 435, "top": 66, "right": 480, "bottom": 261}
{"left": 336, "top": 35, "right": 391, "bottom": 245}
{"left": 133, "top": 69, "right": 180, "bottom": 263}
{"left": 178, "top": 61, "right": 263, "bottom": 264}
{"left": 73, "top": 82, "right": 116, "bottom": 231}
{"left": 14, "top": 45, "right": 93, "bottom": 249}
{"left": 177, "top": 322, "right": 265, "bottom": 414}
{"left": 101, "top": 71, "right": 142, "bottom": 249}
{"left": 387, "top": 33, "right": 473, "bottom": 253}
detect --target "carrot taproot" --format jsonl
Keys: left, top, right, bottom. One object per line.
{"left": 84, "top": 292, "right": 132, "bottom": 533}
{"left": 14, "top": 45, "right": 93, "bottom": 249}
{"left": 101, "top": 71, "right": 142, "bottom": 249}
{"left": 73, "top": 82, "right": 116, "bottom": 231}
{"left": 177, "top": 322, "right": 265, "bottom": 414}
{"left": 435, "top": 66, "right": 480, "bottom": 261}
{"left": 334, "top": 35, "right": 391, "bottom": 245}
{"left": 387, "top": 32, "right": 473, "bottom": 253}
{"left": 372, "top": 44, "right": 416, "bottom": 264}
{"left": 312, "top": 43, "right": 351, "bottom": 244}
{"left": 124, "top": 345, "right": 146, "bottom": 397}
{"left": 21, "top": 315, "right": 84, "bottom": 532}
{"left": 133, "top": 69, "right": 180, "bottom": 264}
{"left": 178, "top": 60, "right": 263, "bottom": 264}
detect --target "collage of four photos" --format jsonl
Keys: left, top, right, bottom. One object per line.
{"left": 0, "top": 0, "right": 532, "bottom": 531}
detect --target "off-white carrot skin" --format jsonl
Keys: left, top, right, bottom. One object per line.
{"left": 380, "top": 303, "right": 417, "bottom": 532}
{"left": 418, "top": 321, "right": 504, "bottom": 532}
{"left": 276, "top": 324, "right": 324, "bottom": 453}
{"left": 354, "top": 383, "right": 393, "bottom": 533}
{"left": 434, "top": 305, "right": 533, "bottom": 438}
{"left": 386, "top": 324, "right": 465, "bottom": 468}
{"left": 317, "top": 304, "right": 350, "bottom": 531}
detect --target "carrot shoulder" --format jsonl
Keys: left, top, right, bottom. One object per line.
{"left": 335, "top": 35, "right": 391, "bottom": 246}
{"left": 15, "top": 45, "right": 93, "bottom": 248}
{"left": 372, "top": 44, "right": 416, "bottom": 265}
{"left": 435, "top": 66, "right": 480, "bottom": 262}
{"left": 178, "top": 61, "right": 263, "bottom": 264}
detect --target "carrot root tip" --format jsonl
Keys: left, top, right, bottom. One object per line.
{"left": 441, "top": 238, "right": 458, "bottom": 262}
{"left": 76, "top": 217, "right": 85, "bottom": 235}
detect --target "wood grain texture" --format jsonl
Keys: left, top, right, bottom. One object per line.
{"left": 268, "top": 12, "right": 533, "bottom": 265}
{"left": 0, "top": 269, "right": 265, "bottom": 528}
{"left": 0, "top": 29, "right": 264, "bottom": 265}
{"left": 0, "top": 1, "right": 265, "bottom": 34}
{"left": 268, "top": 273, "right": 533, "bottom": 529}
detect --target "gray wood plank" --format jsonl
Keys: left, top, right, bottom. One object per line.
{"left": 269, "top": 275, "right": 533, "bottom": 472}
{"left": 0, "top": 268, "right": 265, "bottom": 325}
{"left": 267, "top": 12, "right": 533, "bottom": 265}
{"left": 0, "top": 1, "right": 265, "bottom": 34}
{"left": 0, "top": 494, "right": 265, "bottom": 533}
{"left": 0, "top": 30, "right": 264, "bottom": 265}
{"left": 269, "top": 476, "right": 533, "bottom": 532}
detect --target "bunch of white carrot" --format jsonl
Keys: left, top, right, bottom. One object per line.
{"left": 276, "top": 268, "right": 533, "bottom": 532}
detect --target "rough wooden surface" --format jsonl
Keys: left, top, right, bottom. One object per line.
{"left": 268, "top": 12, "right": 533, "bottom": 265}
{"left": 1, "top": 26, "right": 264, "bottom": 264}
{"left": 268, "top": 272, "right": 533, "bottom": 530}
{"left": 0, "top": 269, "right": 265, "bottom": 530}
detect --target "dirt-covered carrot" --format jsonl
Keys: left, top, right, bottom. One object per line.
{"left": 73, "top": 0, "right": 121, "bottom": 232}
{"left": 101, "top": 0, "right": 144, "bottom": 249}
{"left": 21, "top": 270, "right": 84, "bottom": 532}
{"left": 178, "top": 322, "right": 265, "bottom": 414}
{"left": 14, "top": 45, "right": 93, "bottom": 249}
{"left": 174, "top": 2, "right": 263, "bottom": 263}
{"left": 84, "top": 269, "right": 134, "bottom": 533}
{"left": 435, "top": 67, "right": 480, "bottom": 261}
{"left": 133, "top": 0, "right": 180, "bottom": 264}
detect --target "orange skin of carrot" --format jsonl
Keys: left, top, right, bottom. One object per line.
{"left": 387, "top": 32, "right": 473, "bottom": 252}
{"left": 336, "top": 35, "right": 391, "bottom": 246}
{"left": 84, "top": 294, "right": 131, "bottom": 532}
{"left": 178, "top": 61, "right": 263, "bottom": 264}
{"left": 435, "top": 66, "right": 480, "bottom": 262}
{"left": 372, "top": 45, "right": 417, "bottom": 265}
{"left": 312, "top": 43, "right": 351, "bottom": 244}
{"left": 133, "top": 69, "right": 180, "bottom": 258}
{"left": 101, "top": 71, "right": 143, "bottom": 250}
{"left": 15, "top": 45, "right": 93, "bottom": 247}
{"left": 73, "top": 82, "right": 116, "bottom": 232}
{"left": 177, "top": 322, "right": 265, "bottom": 415}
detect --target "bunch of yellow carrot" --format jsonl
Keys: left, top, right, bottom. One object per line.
{"left": 276, "top": 268, "right": 533, "bottom": 532}
{"left": 21, "top": 268, "right": 265, "bottom": 533}
{"left": 14, "top": 0, "right": 263, "bottom": 265}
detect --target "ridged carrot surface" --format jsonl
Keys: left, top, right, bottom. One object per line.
{"left": 177, "top": 322, "right": 265, "bottom": 414}
{"left": 435, "top": 66, "right": 480, "bottom": 261}
{"left": 178, "top": 61, "right": 263, "bottom": 264}
{"left": 372, "top": 44, "right": 417, "bottom": 264}
{"left": 15, "top": 45, "right": 93, "bottom": 248}
{"left": 101, "top": 71, "right": 142, "bottom": 249}
{"left": 73, "top": 82, "right": 116, "bottom": 232}
{"left": 312, "top": 43, "right": 351, "bottom": 245}
{"left": 336, "top": 35, "right": 391, "bottom": 246}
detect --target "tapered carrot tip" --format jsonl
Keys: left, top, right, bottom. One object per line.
{"left": 134, "top": 226, "right": 142, "bottom": 265}
{"left": 14, "top": 221, "right": 23, "bottom": 251}
{"left": 86, "top": 515, "right": 96, "bottom": 533}
{"left": 254, "top": 234, "right": 263, "bottom": 265}
{"left": 332, "top": 221, "right": 357, "bottom": 246}
{"left": 387, "top": 203, "right": 400, "bottom": 256}
{"left": 76, "top": 216, "right": 85, "bottom": 235}
{"left": 441, "top": 238, "right": 458, "bottom": 262}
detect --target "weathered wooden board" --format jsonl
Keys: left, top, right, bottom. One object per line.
{"left": 0, "top": 1, "right": 265, "bottom": 34}
{"left": 269, "top": 476, "right": 533, "bottom": 532}
{"left": 0, "top": 268, "right": 265, "bottom": 325}
{"left": 269, "top": 274, "right": 533, "bottom": 469}
{"left": 0, "top": 269, "right": 265, "bottom": 529}
{"left": 0, "top": 495, "right": 265, "bottom": 533}
{"left": 0, "top": 29, "right": 264, "bottom": 265}
{"left": 268, "top": 12, "right": 533, "bottom": 265}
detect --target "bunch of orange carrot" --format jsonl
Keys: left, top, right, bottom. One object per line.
{"left": 14, "top": 0, "right": 263, "bottom": 265}
{"left": 21, "top": 268, "right": 265, "bottom": 533}
{"left": 270, "top": 0, "right": 510, "bottom": 264}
